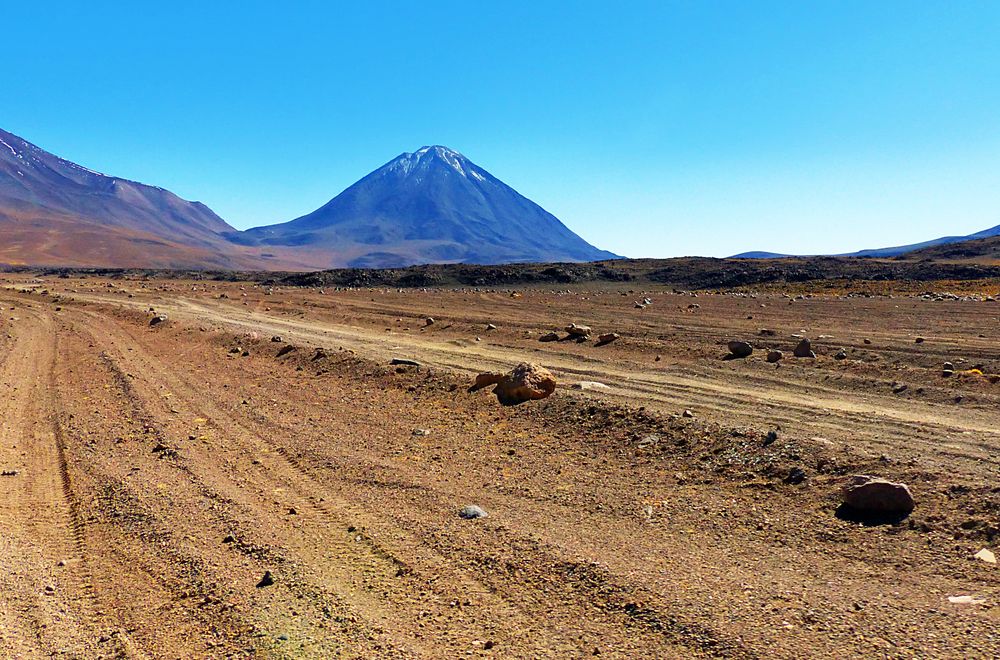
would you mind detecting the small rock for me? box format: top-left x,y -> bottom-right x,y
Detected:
276,345 -> 296,357
766,350 -> 783,363
759,328 -> 777,336
390,358 -> 421,367
863,338 -> 872,345
539,332 -> 560,342
834,349 -> 847,360
784,467 -> 807,484
149,315 -> 168,326
915,337 -> 925,344
727,340 -> 753,358
793,338 -> 816,358
565,323 -> 592,338
948,595 -> 986,605
572,381 -> 611,391
841,475 -> 915,515
596,333 -> 620,346
472,363 -> 557,405
271,335 -> 283,342
412,428 -> 431,436
425,317 -> 435,326
975,548 -> 997,564
682,409 -> 694,418
459,505 -> 488,520
256,571 -> 275,588
486,323 -> 497,331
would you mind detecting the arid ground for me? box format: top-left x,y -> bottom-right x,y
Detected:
1,273 -> 999,658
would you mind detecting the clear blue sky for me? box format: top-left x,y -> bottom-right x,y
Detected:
3,2 -> 999,257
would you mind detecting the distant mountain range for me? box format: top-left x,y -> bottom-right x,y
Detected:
0,127 -> 288,269
731,224 -> 1000,260
0,128 -> 615,270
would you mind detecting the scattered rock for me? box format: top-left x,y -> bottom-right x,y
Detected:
793,338 -> 816,358
256,571 -> 275,588
472,363 -> 557,405
596,333 -> 620,346
727,340 -> 753,358
565,323 -> 592,338
459,505 -> 488,520
841,475 -> 915,515
766,350 -> 783,363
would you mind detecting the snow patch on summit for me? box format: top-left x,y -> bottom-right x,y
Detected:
386,146 -> 478,179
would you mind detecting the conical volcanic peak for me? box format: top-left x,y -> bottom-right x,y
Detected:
241,146 -> 618,268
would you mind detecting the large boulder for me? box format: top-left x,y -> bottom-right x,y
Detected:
841,475 -> 915,515
472,363 -> 557,405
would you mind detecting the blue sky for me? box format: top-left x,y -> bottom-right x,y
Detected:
3,1 -> 999,258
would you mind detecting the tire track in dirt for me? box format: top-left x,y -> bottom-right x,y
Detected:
157,297 -> 1000,482
0,304 -> 101,657
71,307 -> 723,657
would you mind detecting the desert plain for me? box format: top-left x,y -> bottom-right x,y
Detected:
0,270 -> 998,658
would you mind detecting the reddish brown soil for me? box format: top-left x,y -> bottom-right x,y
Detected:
0,275 -> 998,658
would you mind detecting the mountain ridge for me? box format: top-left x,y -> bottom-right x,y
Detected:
0,127 -> 295,269
731,223 -> 1000,260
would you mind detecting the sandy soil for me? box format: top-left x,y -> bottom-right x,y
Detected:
0,274 -> 998,658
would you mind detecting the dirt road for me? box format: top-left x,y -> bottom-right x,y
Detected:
0,276 -> 998,658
